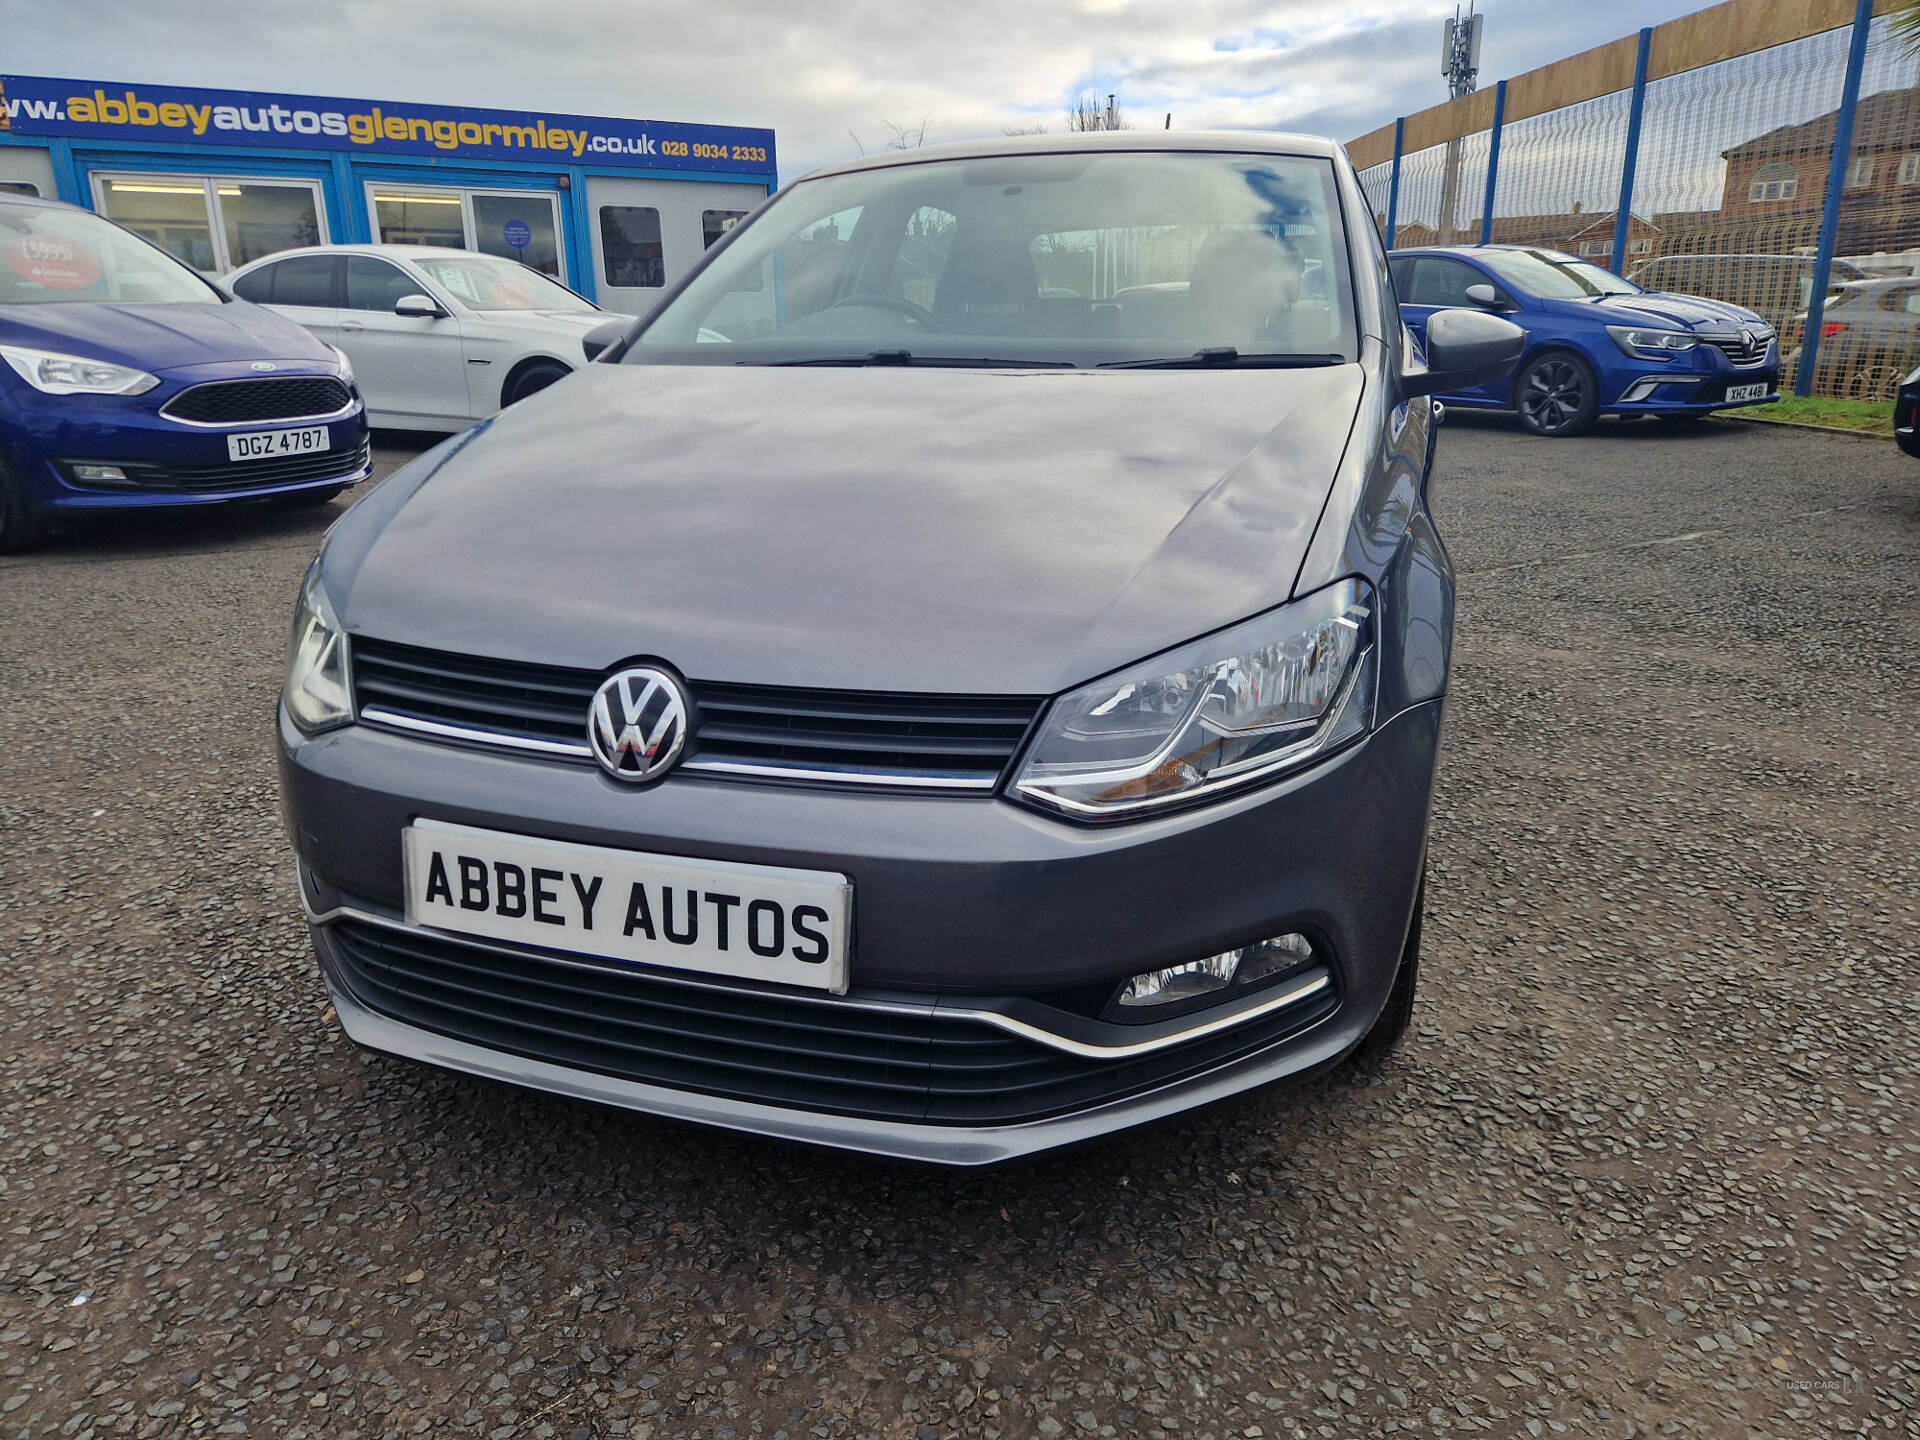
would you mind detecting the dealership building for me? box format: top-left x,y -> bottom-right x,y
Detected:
0,74 -> 777,315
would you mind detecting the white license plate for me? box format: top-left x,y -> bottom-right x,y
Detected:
227,426 -> 329,461
402,818 -> 853,994
1724,382 -> 1770,403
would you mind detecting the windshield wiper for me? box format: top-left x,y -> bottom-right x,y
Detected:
759,350 -> 1075,368
1096,348 -> 1346,369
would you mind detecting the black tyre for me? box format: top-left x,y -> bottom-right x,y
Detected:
1351,872 -> 1423,1070
503,361 -> 571,407
0,449 -> 48,554
271,485 -> 347,509
1513,351 -> 1600,437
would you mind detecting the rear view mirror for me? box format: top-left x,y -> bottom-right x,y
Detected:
583,318 -> 635,363
1464,283 -> 1503,309
394,293 -> 446,319
1403,309 -> 1526,398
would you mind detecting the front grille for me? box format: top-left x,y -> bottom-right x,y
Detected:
692,682 -> 1041,782
351,636 -> 1045,788
1700,334 -> 1770,368
162,377 -> 354,424
65,440 -> 371,493
322,919 -> 1339,1126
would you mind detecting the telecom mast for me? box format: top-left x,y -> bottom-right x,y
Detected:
1436,4 -> 1483,243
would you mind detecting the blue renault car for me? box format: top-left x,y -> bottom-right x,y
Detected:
1387,244 -> 1780,437
0,191 -> 368,550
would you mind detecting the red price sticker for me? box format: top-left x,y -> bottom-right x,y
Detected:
4,234 -> 103,290
492,275 -> 536,308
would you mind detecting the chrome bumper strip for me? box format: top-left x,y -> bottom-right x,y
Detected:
300,895 -> 1332,1062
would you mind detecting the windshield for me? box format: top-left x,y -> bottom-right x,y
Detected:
1476,248 -> 1640,299
410,254 -> 594,313
628,150 -> 1357,367
0,202 -> 222,305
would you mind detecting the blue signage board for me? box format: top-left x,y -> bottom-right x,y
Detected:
0,74 -> 776,179
503,219 -> 532,249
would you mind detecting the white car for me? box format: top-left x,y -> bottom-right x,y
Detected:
226,245 -> 609,431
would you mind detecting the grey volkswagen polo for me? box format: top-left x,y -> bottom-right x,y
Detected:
276,132 -> 1522,1165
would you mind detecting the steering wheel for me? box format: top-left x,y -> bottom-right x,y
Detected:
828,293 -> 947,331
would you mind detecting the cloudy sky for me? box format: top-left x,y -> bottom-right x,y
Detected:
4,0 -> 1728,181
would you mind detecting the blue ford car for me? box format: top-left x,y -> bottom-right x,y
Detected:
1387,244 -> 1780,437
0,191 -> 369,550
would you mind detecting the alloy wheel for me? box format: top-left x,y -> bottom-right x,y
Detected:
1845,364 -> 1903,403
1519,358 -> 1586,434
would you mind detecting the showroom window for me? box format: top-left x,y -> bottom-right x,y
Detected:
367,186 -> 565,279
702,209 -> 749,249
600,206 -> 665,288
93,173 -> 327,273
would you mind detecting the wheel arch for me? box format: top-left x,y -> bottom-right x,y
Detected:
497,353 -> 576,410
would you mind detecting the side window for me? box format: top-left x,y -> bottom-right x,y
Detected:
600,206 -> 664,289
1387,257 -> 1416,297
230,263 -> 276,304
269,255 -> 339,308
0,182 -> 40,197
1406,257 -> 1485,307
701,210 -> 748,249
886,207 -> 956,310
346,256 -> 424,312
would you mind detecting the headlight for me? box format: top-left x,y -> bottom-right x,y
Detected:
0,344 -> 160,396
285,562 -> 354,735
1011,578 -> 1377,820
1606,325 -> 1697,360
329,345 -> 355,386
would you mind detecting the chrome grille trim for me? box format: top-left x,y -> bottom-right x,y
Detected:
161,376 -> 359,427
348,636 -> 1044,792
1700,333 -> 1771,369
359,708 -> 595,760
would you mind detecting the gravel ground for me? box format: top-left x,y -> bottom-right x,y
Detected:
2,416 -> 1916,1440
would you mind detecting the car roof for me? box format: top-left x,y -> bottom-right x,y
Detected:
229,243 -> 481,270
0,189 -> 75,212
1385,243 -> 1578,262
803,128 -> 1343,182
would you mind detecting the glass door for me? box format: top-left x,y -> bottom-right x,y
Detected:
367,188 -> 466,249
93,173 -> 327,274
366,184 -> 565,281
470,192 -> 561,277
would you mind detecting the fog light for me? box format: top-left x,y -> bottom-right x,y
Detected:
1118,953 -> 1238,1008
1117,932 -> 1316,1009
71,463 -> 129,483
1234,932 -> 1317,986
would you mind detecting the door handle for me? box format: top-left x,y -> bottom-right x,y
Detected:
340,320 -> 366,332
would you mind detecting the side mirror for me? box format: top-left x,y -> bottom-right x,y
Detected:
1463,283 -> 1504,310
1402,308 -> 1526,398
393,293 -> 446,319
582,317 -> 635,363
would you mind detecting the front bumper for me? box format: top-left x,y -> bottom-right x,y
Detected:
1601,341 -> 1782,416
280,698 -> 1442,1162
0,371 -> 370,514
